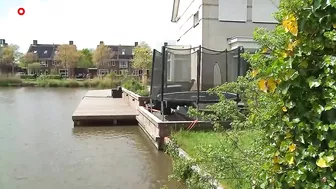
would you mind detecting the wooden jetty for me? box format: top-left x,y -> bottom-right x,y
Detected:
72,89 -> 138,126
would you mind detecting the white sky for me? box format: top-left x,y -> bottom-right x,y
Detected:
0,0 -> 177,53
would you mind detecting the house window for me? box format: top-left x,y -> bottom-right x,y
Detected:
193,11 -> 199,27
98,69 -> 109,76
132,70 -> 139,76
114,70 -> 117,74
40,61 -> 47,67
119,61 -> 128,68
52,61 -> 57,66
108,61 -> 115,66
122,49 -> 126,55
44,50 -> 48,54
59,69 -> 68,77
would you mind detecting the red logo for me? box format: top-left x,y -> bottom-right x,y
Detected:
18,8 -> 25,16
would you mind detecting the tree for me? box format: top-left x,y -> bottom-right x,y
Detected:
0,44 -> 19,74
132,42 -> 152,71
27,62 -> 40,74
131,42 -> 152,85
21,52 -> 38,68
92,43 -> 113,67
54,44 -> 80,77
77,48 -> 94,68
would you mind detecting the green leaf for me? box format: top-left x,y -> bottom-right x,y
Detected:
307,76 -> 321,88
328,140 -> 335,148
313,103 -> 324,114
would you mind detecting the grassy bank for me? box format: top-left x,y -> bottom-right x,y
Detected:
0,75 -> 150,95
170,130 -> 262,189
0,76 -> 119,89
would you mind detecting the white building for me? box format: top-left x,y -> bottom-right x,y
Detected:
166,0 -> 279,90
171,0 -> 279,50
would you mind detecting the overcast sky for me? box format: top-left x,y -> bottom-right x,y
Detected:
0,0 -> 177,53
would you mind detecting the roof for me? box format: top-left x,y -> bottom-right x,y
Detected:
27,44 -> 59,60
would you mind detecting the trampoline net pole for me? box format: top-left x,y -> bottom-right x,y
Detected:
161,45 -> 166,121
197,45 -> 201,111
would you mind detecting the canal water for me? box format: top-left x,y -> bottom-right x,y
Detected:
0,88 -> 182,189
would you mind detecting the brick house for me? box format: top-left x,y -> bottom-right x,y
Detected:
96,41 -> 140,76
26,40 -> 76,76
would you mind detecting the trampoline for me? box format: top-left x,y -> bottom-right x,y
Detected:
149,45 -> 246,118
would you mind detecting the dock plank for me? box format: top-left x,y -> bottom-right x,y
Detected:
84,89 -> 112,98
72,90 -> 137,125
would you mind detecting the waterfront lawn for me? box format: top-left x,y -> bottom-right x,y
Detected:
172,129 -> 262,189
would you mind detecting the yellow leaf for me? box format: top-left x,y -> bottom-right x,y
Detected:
261,48 -> 268,53
282,106 -> 288,112
333,23 -> 336,28
273,156 -> 279,164
288,143 -> 296,152
282,14 -> 298,36
275,79 -> 281,84
316,158 -> 329,168
258,79 -> 268,92
282,52 -> 288,58
266,78 -> 277,93
251,69 -> 259,78
288,156 -> 295,165
285,131 -> 292,139
287,40 -> 299,51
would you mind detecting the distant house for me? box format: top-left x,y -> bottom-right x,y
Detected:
95,41 -> 139,77
26,40 -> 75,76
170,0 -> 279,89
0,39 -> 19,74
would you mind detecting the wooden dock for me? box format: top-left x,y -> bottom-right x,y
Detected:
72,89 -> 138,126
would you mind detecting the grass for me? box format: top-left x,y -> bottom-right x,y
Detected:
0,75 -> 23,86
172,129 -> 262,189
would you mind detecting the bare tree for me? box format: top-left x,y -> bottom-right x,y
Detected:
54,44 -> 80,78
92,43 -> 114,68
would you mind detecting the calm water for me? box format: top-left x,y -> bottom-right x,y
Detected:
0,88 -> 180,189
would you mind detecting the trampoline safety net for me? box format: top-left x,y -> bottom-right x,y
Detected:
150,45 -> 249,102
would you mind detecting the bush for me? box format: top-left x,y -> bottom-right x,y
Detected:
244,1 -> 336,188
0,76 -> 23,86
39,75 -> 61,80
20,75 -> 36,79
121,77 -> 148,96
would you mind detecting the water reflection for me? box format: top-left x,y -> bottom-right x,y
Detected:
0,88 -> 183,189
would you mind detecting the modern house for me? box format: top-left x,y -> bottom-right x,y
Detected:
95,41 -> 139,76
169,0 -> 279,89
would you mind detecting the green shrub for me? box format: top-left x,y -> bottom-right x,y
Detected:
244,1 -> 336,188
0,76 -> 23,86
66,80 -> 80,88
47,80 -> 61,87
121,78 -> 146,95
20,75 -> 36,79
39,75 -> 61,80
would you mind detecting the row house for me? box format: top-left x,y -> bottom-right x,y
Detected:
96,41 -> 139,77
26,40 -> 66,74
